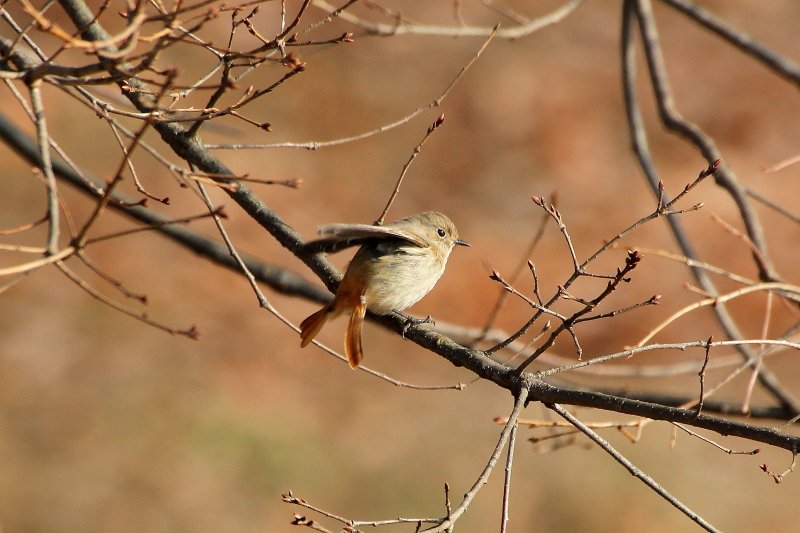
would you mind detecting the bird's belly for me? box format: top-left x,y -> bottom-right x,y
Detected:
363,256 -> 444,315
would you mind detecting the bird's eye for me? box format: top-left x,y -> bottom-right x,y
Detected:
437,228 -> 446,238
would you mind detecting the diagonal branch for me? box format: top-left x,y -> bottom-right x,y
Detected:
659,0 -> 800,87
550,403 -> 721,533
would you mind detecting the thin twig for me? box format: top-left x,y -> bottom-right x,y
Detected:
0,246 -> 76,276
77,251 -> 148,303
741,291 -> 774,414
709,213 -> 769,277
489,270 -> 567,322
760,453 -> 797,484
672,423 -> 760,455
282,490 -> 441,529
763,153 -> 800,173
630,246 -> 756,286
500,416 -> 518,533
55,261 -> 198,338
0,212 -> 48,235
635,282 -> 800,348
696,336 -> 712,414
29,81 -> 60,254
375,113 -> 445,225
746,187 -> 800,225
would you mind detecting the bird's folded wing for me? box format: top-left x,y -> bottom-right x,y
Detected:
303,223 -> 428,254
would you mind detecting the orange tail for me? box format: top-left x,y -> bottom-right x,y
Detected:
300,305 -> 332,347
345,301 -> 367,369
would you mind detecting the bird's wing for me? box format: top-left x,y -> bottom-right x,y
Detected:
303,223 -> 427,254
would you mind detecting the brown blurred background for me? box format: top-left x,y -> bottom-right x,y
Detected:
2,1 -> 800,531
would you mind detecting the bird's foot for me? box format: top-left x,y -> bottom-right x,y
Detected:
395,311 -> 435,337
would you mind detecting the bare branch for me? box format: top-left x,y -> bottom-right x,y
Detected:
313,0 -> 585,38
659,0 -> 800,87
551,403 -> 721,533
29,81 -> 60,254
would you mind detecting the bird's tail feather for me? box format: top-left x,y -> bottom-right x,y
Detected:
300,305 -> 332,347
345,301 -> 367,369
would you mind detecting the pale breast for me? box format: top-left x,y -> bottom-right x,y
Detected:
362,246 -> 448,315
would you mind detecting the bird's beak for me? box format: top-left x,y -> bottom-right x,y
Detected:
455,239 -> 470,247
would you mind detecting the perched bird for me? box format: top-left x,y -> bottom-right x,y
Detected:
299,211 -> 469,368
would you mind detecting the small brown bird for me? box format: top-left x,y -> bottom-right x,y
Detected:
299,211 -> 469,368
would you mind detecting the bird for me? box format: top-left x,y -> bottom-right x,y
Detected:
299,211 -> 469,368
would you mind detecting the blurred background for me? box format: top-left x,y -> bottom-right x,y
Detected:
2,0 -> 800,531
